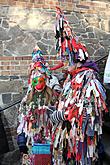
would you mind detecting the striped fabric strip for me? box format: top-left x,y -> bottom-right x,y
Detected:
50,110 -> 65,123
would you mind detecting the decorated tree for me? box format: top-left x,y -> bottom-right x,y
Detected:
47,7 -> 108,165
17,46 -> 62,164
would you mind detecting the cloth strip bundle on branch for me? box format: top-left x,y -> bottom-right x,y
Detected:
55,6 -> 88,67
17,45 -> 63,164
49,7 -> 108,165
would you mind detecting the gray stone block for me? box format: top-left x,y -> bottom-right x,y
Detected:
9,76 -> 19,80
12,93 -> 22,102
86,46 -> 94,57
5,32 -> 36,55
50,47 -> 56,55
8,141 -> 15,151
0,114 -> 9,154
0,27 -> 11,41
43,32 -> 48,39
81,20 -> 89,28
94,47 -> 106,57
94,28 -> 110,40
0,18 -> 2,24
75,13 -> 84,19
0,6 -> 9,16
81,34 -> 88,38
37,41 -> 48,54
31,31 -> 42,40
0,76 -> 10,80
41,38 -> 54,46
2,93 -> 11,104
8,25 -> 24,39
100,40 -> 110,47
0,80 -> 23,93
83,38 -> 99,44
2,106 -> 18,128
3,49 -> 12,56
88,32 -> 95,38
86,27 -> 94,32
47,31 -> 55,40
0,40 -> 3,55
0,94 -> 3,106
0,149 -> 21,165
66,14 -> 79,24
73,27 -> 86,33
2,20 -> 9,29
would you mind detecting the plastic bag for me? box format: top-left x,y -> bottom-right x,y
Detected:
103,51 -> 110,88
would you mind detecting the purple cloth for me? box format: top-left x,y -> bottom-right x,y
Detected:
82,60 -> 99,72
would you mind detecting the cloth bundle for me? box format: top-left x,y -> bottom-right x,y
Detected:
51,66 -> 107,165
55,7 -> 88,66
17,47 -> 57,157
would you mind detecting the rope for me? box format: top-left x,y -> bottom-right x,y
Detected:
95,55 -> 108,63
0,100 -> 21,112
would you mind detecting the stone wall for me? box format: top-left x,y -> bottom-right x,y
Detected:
0,0 -> 110,164
0,0 -> 110,77
0,77 -> 26,164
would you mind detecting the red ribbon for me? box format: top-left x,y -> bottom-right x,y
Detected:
67,106 -> 79,121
